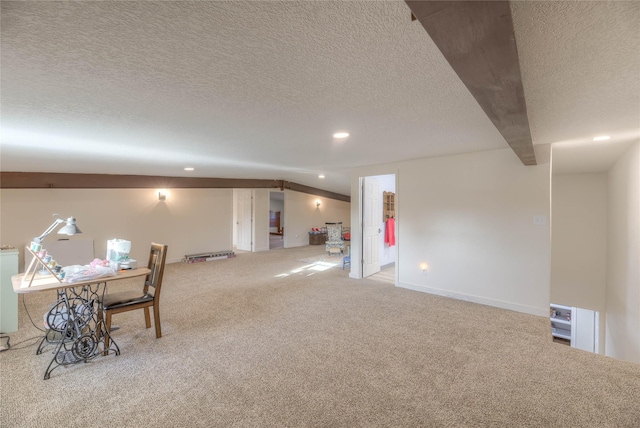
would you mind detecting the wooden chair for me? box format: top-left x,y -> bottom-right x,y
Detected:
102,243 -> 168,350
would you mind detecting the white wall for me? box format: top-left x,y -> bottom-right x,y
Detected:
0,188 -> 233,266
1,187 -> 352,265
351,148 -> 551,316
605,141 -> 640,363
284,190 -> 351,248
550,173 -> 608,311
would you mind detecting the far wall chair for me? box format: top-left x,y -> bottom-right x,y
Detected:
325,222 -> 345,256
102,243 -> 168,351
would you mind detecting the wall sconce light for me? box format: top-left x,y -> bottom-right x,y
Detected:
158,190 -> 167,201
316,199 -> 321,208
420,262 -> 429,274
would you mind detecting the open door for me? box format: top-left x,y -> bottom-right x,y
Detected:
362,176 -> 382,277
235,189 -> 252,252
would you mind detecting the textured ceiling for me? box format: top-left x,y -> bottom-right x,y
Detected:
511,0 -> 640,175
1,1 -> 639,195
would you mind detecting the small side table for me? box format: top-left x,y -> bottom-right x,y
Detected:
308,233 -> 327,245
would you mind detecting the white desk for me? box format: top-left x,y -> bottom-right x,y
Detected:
12,268 -> 150,379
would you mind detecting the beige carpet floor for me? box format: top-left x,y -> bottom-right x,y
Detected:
2,245 -> 639,427
297,251 -> 345,268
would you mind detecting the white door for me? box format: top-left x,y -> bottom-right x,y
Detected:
236,189 -> 253,252
363,177 -> 382,277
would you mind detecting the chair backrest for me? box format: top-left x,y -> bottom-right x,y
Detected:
325,222 -> 343,242
143,243 -> 168,301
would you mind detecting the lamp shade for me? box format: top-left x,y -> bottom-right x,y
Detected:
57,217 -> 82,235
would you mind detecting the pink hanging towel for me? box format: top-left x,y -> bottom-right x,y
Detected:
385,217 -> 396,247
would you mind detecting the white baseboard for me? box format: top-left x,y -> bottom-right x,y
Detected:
397,281 -> 548,317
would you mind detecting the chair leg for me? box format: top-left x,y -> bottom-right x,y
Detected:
144,307 -> 151,329
153,305 -> 162,338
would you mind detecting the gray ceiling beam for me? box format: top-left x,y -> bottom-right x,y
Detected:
406,0 -> 537,166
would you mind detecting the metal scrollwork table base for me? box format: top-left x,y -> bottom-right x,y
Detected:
12,266 -> 150,380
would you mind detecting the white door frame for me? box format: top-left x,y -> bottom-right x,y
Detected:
357,173 -> 397,282
358,171 -> 400,285
269,190 -> 285,250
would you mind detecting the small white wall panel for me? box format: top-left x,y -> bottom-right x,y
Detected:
574,307 -> 598,353
0,249 -> 19,333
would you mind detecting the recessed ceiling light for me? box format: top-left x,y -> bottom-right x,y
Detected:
593,136 -> 611,141
184,167 -> 195,171
333,132 -> 349,139
318,174 -> 325,179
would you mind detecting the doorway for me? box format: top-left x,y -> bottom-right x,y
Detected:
269,191 -> 285,250
361,174 -> 397,281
